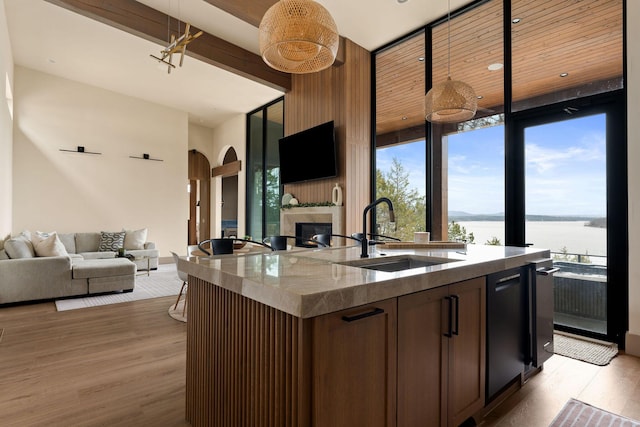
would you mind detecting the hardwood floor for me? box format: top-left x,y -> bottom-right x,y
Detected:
1,296 -> 640,426
0,297 -> 189,427
478,351 -> 640,426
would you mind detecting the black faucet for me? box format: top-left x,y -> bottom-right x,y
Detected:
361,197 -> 396,258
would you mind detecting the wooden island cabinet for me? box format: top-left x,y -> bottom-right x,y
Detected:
180,245 -> 548,427
312,298 -> 397,427
398,277 -> 486,427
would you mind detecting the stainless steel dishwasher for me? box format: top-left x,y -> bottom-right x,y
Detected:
486,260 -> 558,403
486,266 -> 527,403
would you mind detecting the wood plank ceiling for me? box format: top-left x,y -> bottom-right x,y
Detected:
45,0 -> 622,140
375,0 -> 623,140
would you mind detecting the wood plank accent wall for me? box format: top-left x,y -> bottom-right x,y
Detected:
284,39 -> 371,235
343,40 -> 372,235
185,276 -> 311,427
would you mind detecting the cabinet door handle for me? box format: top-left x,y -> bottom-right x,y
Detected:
444,296 -> 453,337
537,267 -> 560,275
452,295 -> 460,336
342,307 -> 385,322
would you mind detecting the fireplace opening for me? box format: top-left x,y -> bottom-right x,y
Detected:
295,222 -> 332,247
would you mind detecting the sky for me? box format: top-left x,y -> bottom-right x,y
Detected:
376,113 -> 607,217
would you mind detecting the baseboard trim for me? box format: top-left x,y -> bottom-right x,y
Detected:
159,256 -> 174,265
625,332 -> 640,356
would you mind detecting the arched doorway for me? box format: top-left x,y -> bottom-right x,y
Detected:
218,148 -> 239,237
188,149 -> 210,245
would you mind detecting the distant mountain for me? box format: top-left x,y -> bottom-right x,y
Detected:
448,211 -> 600,222
448,211 -> 503,221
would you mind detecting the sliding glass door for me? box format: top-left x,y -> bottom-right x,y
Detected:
511,97 -> 626,343
525,114 -> 608,335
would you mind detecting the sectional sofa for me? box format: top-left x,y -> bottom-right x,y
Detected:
0,229 -> 159,305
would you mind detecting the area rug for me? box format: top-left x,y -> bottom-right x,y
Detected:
55,264 -> 182,311
549,398 -> 640,427
551,333 -> 618,366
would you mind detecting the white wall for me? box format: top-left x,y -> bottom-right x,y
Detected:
626,1 -> 640,355
212,114 -> 246,238
188,122 -> 215,163
12,67 -> 188,257
0,0 -> 13,240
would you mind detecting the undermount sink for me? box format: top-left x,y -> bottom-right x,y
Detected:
338,255 -> 461,272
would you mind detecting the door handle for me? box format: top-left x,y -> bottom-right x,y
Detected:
444,296 -> 455,337
537,267 -> 560,275
452,295 -> 460,336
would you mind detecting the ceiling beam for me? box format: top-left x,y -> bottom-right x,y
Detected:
44,0 -> 291,91
202,0 -> 272,27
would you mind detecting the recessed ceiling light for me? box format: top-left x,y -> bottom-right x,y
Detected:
560,72 -> 569,77
48,58 -> 56,64
402,116 -> 408,120
418,57 -> 425,62
512,18 -> 521,24
488,63 -> 503,71
397,0 -> 409,3
477,95 -> 484,100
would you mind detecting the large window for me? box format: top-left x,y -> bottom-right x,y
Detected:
374,31 -> 426,241
246,98 -> 284,240
432,0 -> 505,243
372,0 -> 625,344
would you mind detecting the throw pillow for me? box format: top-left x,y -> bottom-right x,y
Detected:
0,234 -> 8,251
123,228 -> 148,250
0,249 -> 8,260
32,231 -> 69,257
18,231 -> 35,256
4,238 -> 34,259
98,231 -> 125,252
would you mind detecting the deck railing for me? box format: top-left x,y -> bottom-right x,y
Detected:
549,253 -> 607,333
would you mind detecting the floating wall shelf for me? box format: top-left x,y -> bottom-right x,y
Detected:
59,146 -> 101,155
129,153 -> 163,162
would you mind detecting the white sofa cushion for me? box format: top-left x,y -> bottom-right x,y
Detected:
76,233 -> 101,253
80,251 -> 116,259
58,233 -> 76,254
32,232 -> 69,257
123,228 -> 148,250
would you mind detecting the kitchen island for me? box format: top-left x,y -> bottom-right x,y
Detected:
178,244 -> 550,427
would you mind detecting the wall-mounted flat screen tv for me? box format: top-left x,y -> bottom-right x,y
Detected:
278,121 -> 337,185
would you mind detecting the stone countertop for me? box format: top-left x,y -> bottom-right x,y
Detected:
177,244 -> 550,319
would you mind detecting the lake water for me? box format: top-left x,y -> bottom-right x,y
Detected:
457,221 -> 607,260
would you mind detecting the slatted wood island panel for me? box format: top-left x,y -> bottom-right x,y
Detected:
185,275 -> 310,427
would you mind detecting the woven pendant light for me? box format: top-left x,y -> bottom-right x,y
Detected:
425,77 -> 477,122
259,0 -> 339,74
425,0 -> 477,123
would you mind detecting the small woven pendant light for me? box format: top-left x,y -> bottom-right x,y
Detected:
259,0 -> 339,74
425,0 -> 477,123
